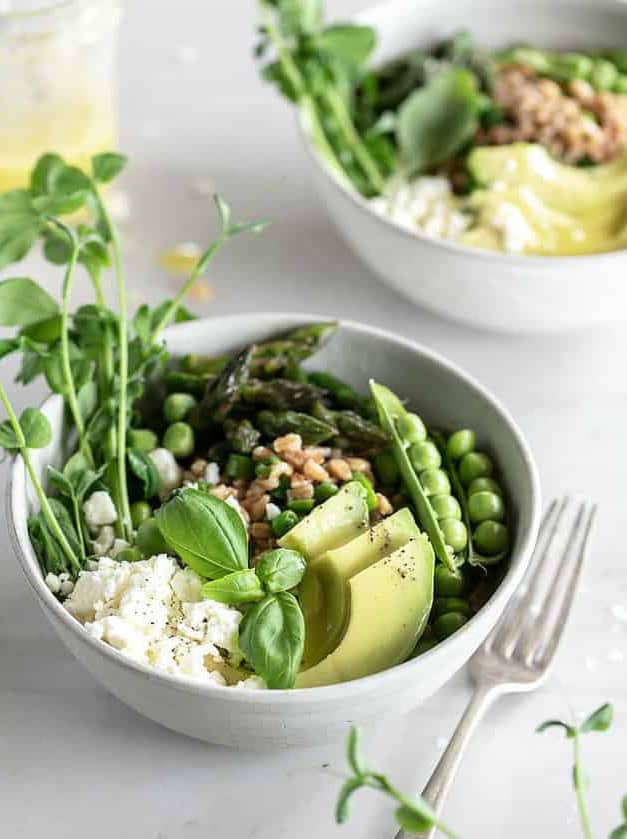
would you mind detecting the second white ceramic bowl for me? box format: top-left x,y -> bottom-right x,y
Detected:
8,314 -> 540,748
299,0 -> 627,332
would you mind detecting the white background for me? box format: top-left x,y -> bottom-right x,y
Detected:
2,1 -> 627,837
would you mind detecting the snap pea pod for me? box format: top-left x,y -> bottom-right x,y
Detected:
433,429 -> 509,567
370,381 -> 456,571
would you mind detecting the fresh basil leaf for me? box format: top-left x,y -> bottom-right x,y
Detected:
394,805 -> 433,833
0,277 -> 58,327
346,727 -> 367,777
30,153 -> 67,196
155,487 -> 248,579
255,548 -> 306,593
335,777 -> 363,824
202,569 -> 264,604
396,68 -> 479,175
127,448 -> 160,499
239,591 -> 305,689
318,25 -> 376,66
579,703 -> 613,734
92,152 -> 127,183
536,719 -> 576,738
19,407 -> 52,449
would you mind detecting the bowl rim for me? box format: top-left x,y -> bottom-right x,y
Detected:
8,312 -> 541,705
297,0 -> 627,266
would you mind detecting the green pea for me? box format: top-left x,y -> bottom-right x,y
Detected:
474,521 -> 509,556
271,509 -> 299,538
430,494 -> 461,521
412,636 -> 439,657
591,58 -> 618,90
419,468 -> 451,497
314,481 -> 339,503
288,498 -> 315,515
224,453 -> 254,481
409,440 -> 441,472
468,490 -> 505,524
467,477 -> 502,497
440,518 -> 468,552
128,428 -> 158,453
614,74 -> 627,93
374,450 -> 400,485
557,53 -> 593,79
136,518 -> 169,557
458,451 -> 493,486
116,547 -> 142,563
435,565 -> 467,597
163,422 -> 195,458
164,392 -> 197,423
130,500 -> 152,529
446,429 -> 476,461
433,597 -> 472,619
352,471 -> 378,512
255,462 -> 272,479
396,412 -> 427,444
270,474 -> 291,502
433,611 -> 469,640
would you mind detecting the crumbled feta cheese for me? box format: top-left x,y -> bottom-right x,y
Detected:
60,579 -> 74,596
83,491 -> 118,530
233,675 -> 267,690
92,525 -> 115,556
265,502 -> 281,521
369,177 -> 469,243
64,556 -> 262,688
488,202 -> 536,253
45,573 -> 61,594
204,462 -> 220,485
149,448 -> 183,500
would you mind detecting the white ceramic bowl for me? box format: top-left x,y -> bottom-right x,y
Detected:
8,314 -> 541,748
298,0 -> 627,332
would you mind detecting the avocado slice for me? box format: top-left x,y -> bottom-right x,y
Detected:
278,481 -> 369,559
296,534 -> 435,688
465,143 -> 627,255
300,508 -> 420,667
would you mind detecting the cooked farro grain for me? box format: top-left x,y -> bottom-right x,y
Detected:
376,492 -> 394,516
327,458 -> 353,482
303,458 -> 330,483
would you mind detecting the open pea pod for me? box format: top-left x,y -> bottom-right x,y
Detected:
370,381 -> 457,572
431,430 -> 508,567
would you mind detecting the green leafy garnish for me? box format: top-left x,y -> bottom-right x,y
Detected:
239,591 -> 305,689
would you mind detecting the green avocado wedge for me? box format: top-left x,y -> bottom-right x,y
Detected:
278,480 -> 369,559
300,508 -> 420,668
296,534 -> 435,688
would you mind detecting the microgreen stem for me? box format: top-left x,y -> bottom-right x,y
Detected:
368,775 -> 458,839
92,191 -> 133,540
150,235 -> 226,341
573,733 -> 594,839
321,86 -> 386,193
0,383 -> 79,572
56,232 -> 96,468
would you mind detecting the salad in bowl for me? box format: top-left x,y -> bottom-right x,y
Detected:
3,152 -> 539,745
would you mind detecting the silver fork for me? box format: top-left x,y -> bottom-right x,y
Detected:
396,496 -> 597,839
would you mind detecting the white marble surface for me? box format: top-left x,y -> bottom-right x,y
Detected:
2,1 -> 627,836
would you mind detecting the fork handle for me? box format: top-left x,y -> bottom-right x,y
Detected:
396,683 -> 504,839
